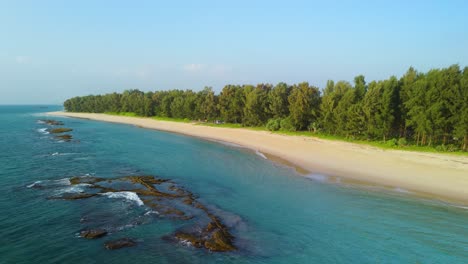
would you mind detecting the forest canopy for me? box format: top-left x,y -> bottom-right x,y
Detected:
64,65 -> 468,151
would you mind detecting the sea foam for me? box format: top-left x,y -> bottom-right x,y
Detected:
305,174 -> 329,182
56,183 -> 92,194
255,150 -> 267,159
37,128 -> 49,134
27,181 -> 42,188
100,191 -> 144,206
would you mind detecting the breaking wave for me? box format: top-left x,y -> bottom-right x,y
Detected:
255,150 -> 267,159
100,191 -> 144,206
37,128 -> 49,134
305,174 -> 329,182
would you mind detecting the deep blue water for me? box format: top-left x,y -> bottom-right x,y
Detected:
0,105 -> 467,264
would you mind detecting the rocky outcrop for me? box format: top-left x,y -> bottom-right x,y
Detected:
80,229 -> 108,239
104,238 -> 136,250
35,174 -> 237,252
49,193 -> 96,200
55,134 -> 73,141
49,128 -> 73,134
39,119 -> 64,126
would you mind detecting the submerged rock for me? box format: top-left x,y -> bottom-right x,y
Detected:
55,134 -> 73,141
173,220 -> 236,252
175,232 -> 203,248
49,128 -> 73,134
80,229 -> 108,239
70,176 -> 105,185
37,174 -> 237,252
204,229 -> 236,252
104,238 -> 136,250
39,119 -> 64,126
49,193 -> 96,200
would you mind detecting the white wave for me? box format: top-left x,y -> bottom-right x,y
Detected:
36,120 -> 45,124
144,210 -> 159,216
100,191 -> 144,206
51,152 -> 78,156
27,181 -> 42,188
394,187 -> 410,194
305,174 -> 329,182
37,128 -> 49,134
54,178 -> 71,186
179,239 -> 193,247
56,183 -> 92,194
74,157 -> 90,160
27,178 -> 70,188
116,223 -> 136,231
255,150 -> 267,159
452,205 -> 468,210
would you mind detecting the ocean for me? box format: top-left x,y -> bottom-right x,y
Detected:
0,105 -> 467,264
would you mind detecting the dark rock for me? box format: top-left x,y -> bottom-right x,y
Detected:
204,229 -> 236,252
49,193 -> 96,200
80,229 -> 107,239
41,173 -> 237,252
39,119 -> 64,126
104,238 -> 136,250
182,197 -> 194,205
49,128 -> 73,134
55,134 -> 72,141
70,176 -> 105,185
174,232 -> 203,248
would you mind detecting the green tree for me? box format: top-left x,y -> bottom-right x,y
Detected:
268,82 -> 291,118
198,87 -> 218,120
243,84 -> 271,126
288,82 -> 320,130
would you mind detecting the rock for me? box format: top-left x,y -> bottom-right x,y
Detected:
49,193 -> 96,200
104,238 -> 136,250
39,119 -> 64,126
175,232 -> 203,248
55,134 -> 72,141
204,229 -> 236,252
80,229 -> 107,239
70,176 -> 105,185
182,196 -> 194,205
49,128 -> 73,134
40,173 -> 237,252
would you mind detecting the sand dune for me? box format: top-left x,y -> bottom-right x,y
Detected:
48,111 -> 468,204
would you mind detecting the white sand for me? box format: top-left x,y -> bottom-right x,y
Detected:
48,112 -> 468,204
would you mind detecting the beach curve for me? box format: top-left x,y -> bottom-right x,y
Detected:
47,111 -> 468,204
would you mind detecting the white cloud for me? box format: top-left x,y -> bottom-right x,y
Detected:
15,56 -> 31,64
183,63 -> 205,72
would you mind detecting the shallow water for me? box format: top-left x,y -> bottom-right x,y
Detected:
0,106 -> 467,264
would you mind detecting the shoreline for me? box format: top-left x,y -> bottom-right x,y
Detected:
46,111 -> 468,205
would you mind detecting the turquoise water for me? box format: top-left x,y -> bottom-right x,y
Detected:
1,105 -> 467,264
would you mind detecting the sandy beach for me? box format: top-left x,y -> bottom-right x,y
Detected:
48,111 -> 468,204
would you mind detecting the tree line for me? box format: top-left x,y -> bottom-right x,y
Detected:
64,64 -> 468,151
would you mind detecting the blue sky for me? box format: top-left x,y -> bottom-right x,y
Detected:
1,0 -> 467,104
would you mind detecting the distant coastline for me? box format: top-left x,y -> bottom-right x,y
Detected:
48,111 -> 468,205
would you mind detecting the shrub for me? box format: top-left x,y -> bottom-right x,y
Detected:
446,144 -> 460,152
436,144 -> 460,152
280,117 -> 296,132
435,145 -> 447,151
385,138 -> 397,147
266,118 -> 281,131
397,138 -> 407,146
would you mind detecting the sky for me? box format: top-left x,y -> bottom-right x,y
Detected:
0,0 -> 467,104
